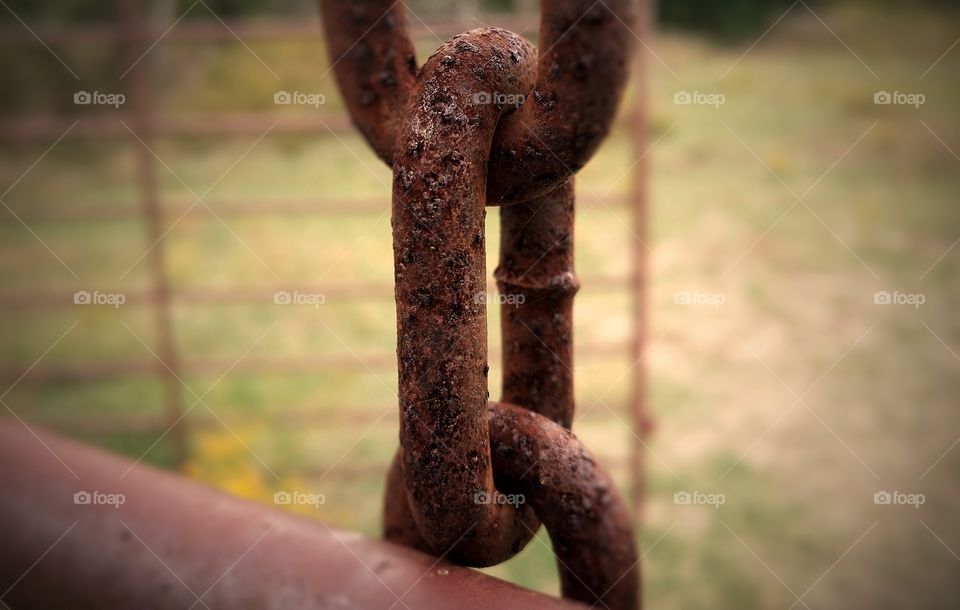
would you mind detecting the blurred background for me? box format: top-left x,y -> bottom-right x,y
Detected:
0,0 -> 958,608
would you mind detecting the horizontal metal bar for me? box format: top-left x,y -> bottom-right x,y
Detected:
0,113 -> 634,143
23,405 -> 391,435
0,192 -> 627,224
0,114 -> 353,142
0,16 -> 536,46
20,405 -> 636,440
0,282 -> 395,307
0,341 -> 629,385
0,275 -> 628,308
0,197 -> 389,222
0,420 -> 586,609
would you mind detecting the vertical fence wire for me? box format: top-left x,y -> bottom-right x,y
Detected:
1,5 -> 648,492
630,0 -> 653,524
118,0 -> 189,469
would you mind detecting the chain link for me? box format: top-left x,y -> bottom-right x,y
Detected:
320,2 -> 639,608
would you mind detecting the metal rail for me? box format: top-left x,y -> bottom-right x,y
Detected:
0,342 -> 630,382
0,15 -> 536,46
0,421 -> 588,610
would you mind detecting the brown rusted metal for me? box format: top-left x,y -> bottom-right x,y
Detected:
486,0 -> 635,204
383,175 -> 639,608
487,402 -> 639,610
497,180 -> 578,428
385,401 -> 639,610
0,421 -> 591,610
320,0 -> 635,205
321,2 -> 639,607
2,2 -> 644,604
318,0 -> 418,163
388,28 -> 541,567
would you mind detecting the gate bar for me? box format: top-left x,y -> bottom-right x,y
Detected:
0,421 -> 587,609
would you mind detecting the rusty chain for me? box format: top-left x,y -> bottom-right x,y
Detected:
319,2 -> 639,608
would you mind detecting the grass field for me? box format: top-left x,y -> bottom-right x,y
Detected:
1,4 -> 959,608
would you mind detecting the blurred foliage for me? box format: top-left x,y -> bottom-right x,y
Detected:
658,0 -> 800,40
0,0 -> 514,22
2,0 -> 957,37
0,0 -> 310,22
659,0 -> 958,40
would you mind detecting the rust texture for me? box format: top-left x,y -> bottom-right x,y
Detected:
496,181 -> 578,428
319,0 -> 635,204
390,28 -> 541,566
486,0 -> 635,204
384,400 -> 639,610
487,402 -> 640,610
321,2 -> 639,608
318,0 -> 417,163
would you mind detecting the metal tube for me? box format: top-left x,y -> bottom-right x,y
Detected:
0,421 -> 588,610
496,180 -> 578,428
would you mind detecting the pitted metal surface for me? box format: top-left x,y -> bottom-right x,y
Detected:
320,2 -> 640,608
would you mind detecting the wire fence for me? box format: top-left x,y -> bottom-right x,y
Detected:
0,3 -> 648,497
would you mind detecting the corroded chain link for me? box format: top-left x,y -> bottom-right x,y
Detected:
320,2 -> 639,608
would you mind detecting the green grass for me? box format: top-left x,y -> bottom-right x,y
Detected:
2,5 -> 960,608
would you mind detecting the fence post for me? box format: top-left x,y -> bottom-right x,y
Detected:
117,0 -> 188,469
630,0 -> 655,523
